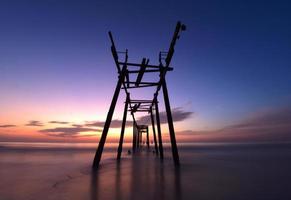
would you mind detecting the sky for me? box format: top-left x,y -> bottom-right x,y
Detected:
0,0 -> 290,143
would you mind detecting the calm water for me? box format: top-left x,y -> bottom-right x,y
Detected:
0,142 -> 291,200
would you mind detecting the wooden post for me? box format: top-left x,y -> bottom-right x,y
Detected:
146,126 -> 149,149
92,67 -> 126,169
139,130 -> 142,147
137,127 -> 140,149
117,94 -> 129,160
150,109 -> 159,155
162,78 -> 180,166
132,122 -> 137,153
155,101 -> 164,159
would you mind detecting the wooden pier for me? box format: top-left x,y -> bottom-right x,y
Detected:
93,21 -> 186,169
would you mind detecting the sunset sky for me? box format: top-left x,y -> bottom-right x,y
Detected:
0,0 -> 290,143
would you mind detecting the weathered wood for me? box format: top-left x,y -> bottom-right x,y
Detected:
92,66 -> 126,169
93,22 -> 185,168
132,121 -> 137,152
139,130 -> 143,146
130,100 -> 153,103
155,101 -> 164,159
108,31 -> 121,73
118,61 -> 160,68
165,21 -> 186,67
137,126 -> 140,149
128,109 -> 150,112
135,58 -> 149,86
162,79 -> 180,166
117,94 -> 129,160
132,103 -> 141,113
150,109 -> 159,155
122,84 -> 158,89
146,127 -> 149,149
127,68 -> 173,73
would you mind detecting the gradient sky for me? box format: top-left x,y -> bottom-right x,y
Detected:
0,0 -> 290,143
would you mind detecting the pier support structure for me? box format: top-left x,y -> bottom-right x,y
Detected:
92,21 -> 186,169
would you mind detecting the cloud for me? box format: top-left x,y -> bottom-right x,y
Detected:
138,107 -> 193,125
84,107 -> 192,128
72,124 -> 83,128
49,121 -> 70,125
39,127 -> 101,137
0,124 -> 16,128
85,119 -> 132,128
175,106 -> 291,142
25,120 -> 43,127
219,106 -> 291,133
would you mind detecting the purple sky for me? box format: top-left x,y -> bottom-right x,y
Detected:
0,0 -> 290,142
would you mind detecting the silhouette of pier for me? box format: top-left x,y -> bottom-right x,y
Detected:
93,21 -> 186,169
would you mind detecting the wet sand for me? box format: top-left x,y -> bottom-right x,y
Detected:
0,143 -> 291,200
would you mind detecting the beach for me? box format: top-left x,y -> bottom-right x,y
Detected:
0,142 -> 291,200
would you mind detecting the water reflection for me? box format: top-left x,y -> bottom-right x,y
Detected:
115,161 -> 122,200
174,167 -> 182,200
90,170 -> 98,200
90,151 -> 182,200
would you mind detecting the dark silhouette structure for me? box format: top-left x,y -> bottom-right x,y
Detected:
93,21 -> 186,169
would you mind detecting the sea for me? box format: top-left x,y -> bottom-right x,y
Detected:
0,142 -> 291,200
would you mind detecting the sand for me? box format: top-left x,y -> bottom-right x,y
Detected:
0,142 -> 291,200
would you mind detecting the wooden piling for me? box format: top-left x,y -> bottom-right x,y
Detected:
117,94 -> 129,160
155,101 -> 164,159
146,127 -> 149,149
92,67 -> 126,169
162,79 -> 180,166
150,109 -> 159,155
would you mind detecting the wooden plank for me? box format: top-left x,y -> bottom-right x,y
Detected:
127,68 -> 173,73
118,61 -> 159,68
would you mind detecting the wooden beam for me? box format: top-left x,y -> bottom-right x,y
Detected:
125,81 -> 158,85
165,21 -> 186,67
128,109 -> 150,112
127,68 -> 173,73
118,61 -> 160,68
135,58 -> 149,86
122,83 -> 158,89
108,31 -> 121,73
129,99 -> 153,103
131,103 -> 141,113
